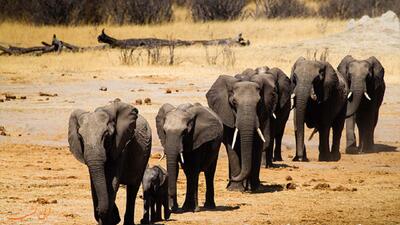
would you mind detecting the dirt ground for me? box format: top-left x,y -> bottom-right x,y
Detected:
1,13 -> 400,225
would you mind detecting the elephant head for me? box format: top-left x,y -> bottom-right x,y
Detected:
206,72 -> 277,182
291,57 -> 339,159
68,101 -> 138,217
337,55 -> 384,117
143,166 -> 167,193
156,103 -> 223,209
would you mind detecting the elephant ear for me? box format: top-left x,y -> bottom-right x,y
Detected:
337,55 -> 354,82
206,75 -> 237,128
68,109 -> 88,164
366,56 -> 385,90
156,103 -> 176,147
155,165 -> 168,186
322,62 -> 339,102
188,105 -> 223,150
268,67 -> 291,109
97,101 -> 138,159
251,74 -> 278,114
234,68 -> 257,81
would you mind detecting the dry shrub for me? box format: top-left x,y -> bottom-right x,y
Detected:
190,0 -> 246,21
204,45 -> 236,68
319,0 -> 400,19
0,0 -> 173,25
119,45 -> 177,66
257,0 -> 312,18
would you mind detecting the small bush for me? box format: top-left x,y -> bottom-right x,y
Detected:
191,0 -> 246,21
258,0 -> 312,18
319,0 -> 400,19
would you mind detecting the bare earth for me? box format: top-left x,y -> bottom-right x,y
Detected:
1,14 -> 400,225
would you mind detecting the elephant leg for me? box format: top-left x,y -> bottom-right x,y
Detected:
273,131 -> 284,161
318,127 -> 331,161
345,116 -> 358,154
225,143 -> 245,192
204,157 -> 217,209
182,172 -> 200,212
163,192 -> 170,220
293,130 -> 309,162
150,199 -> 156,222
154,199 -> 162,222
249,141 -> 262,191
124,184 -> 139,225
265,139 -> 274,168
140,194 -> 150,224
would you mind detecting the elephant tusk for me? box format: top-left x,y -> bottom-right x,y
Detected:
272,113 -> 277,119
159,153 -> 166,161
291,94 -> 295,109
257,128 -> 266,143
311,94 -> 317,101
180,152 -> 184,164
231,128 -> 239,149
347,91 -> 353,99
364,92 -> 371,100
308,128 -> 318,141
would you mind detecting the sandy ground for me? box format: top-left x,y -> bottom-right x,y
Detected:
1,14 -> 400,225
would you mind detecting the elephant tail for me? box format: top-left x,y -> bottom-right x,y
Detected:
308,128 -> 318,141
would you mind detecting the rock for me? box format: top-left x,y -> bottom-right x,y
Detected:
135,99 -> 143,105
175,89 -> 179,92
0,126 -> 7,136
285,175 -> 293,181
5,93 -> 16,100
29,197 -> 57,205
286,182 -> 297,190
166,89 -> 172,94
99,87 -> 107,91
313,183 -> 330,190
144,98 -> 151,105
93,75 -> 97,79
39,92 -> 58,97
20,96 -> 27,99
138,89 -> 145,92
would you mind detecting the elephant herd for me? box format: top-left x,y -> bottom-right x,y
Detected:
67,55 -> 385,224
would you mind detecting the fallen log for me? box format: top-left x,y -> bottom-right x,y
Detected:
0,34 -> 108,56
97,29 -> 250,48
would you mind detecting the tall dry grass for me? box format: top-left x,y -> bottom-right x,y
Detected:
0,18 -> 399,84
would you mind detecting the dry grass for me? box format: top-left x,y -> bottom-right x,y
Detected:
0,18 -> 399,84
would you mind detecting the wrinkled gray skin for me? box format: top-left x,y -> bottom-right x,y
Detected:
337,55 -> 385,153
254,67 -> 292,167
206,70 -> 277,191
140,165 -> 169,224
156,103 -> 223,212
68,101 -> 151,225
291,58 -> 347,161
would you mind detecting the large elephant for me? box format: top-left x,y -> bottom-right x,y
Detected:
337,55 -> 385,153
156,103 -> 223,212
255,67 -> 292,166
68,100 -> 151,225
291,58 -> 347,162
206,69 -> 277,191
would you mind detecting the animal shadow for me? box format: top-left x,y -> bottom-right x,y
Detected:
199,205 -> 240,212
251,183 -> 284,194
347,143 -> 398,154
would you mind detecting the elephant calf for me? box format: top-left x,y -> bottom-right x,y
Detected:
141,165 -> 170,224
156,103 -> 223,212
68,100 -> 151,225
337,55 -> 385,153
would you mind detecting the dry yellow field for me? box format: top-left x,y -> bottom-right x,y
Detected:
0,16 -> 399,225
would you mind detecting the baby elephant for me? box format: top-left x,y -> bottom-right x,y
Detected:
141,165 -> 170,224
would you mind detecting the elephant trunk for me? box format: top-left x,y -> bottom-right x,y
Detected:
294,88 -> 309,159
88,162 -> 109,218
166,153 -> 178,209
231,105 -> 255,182
346,80 -> 365,117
